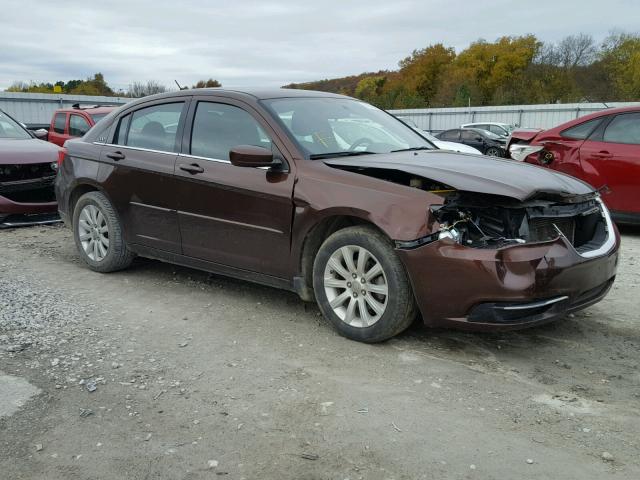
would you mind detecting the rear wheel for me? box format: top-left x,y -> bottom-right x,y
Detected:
73,191 -> 134,272
313,226 -> 417,343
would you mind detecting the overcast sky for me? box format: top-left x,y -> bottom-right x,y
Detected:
1,0 -> 638,92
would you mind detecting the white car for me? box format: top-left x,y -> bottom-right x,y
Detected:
396,117 -> 482,155
461,122 -> 514,137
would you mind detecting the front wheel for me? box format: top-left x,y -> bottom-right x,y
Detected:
485,147 -> 502,157
313,226 -> 417,343
73,191 -> 134,272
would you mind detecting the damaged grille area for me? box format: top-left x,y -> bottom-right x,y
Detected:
431,193 -> 608,253
0,163 -> 57,203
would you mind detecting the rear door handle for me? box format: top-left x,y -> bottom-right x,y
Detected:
179,163 -> 204,174
106,151 -> 125,161
592,151 -> 612,159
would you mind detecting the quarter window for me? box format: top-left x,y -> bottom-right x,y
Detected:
191,102 -> 272,160
561,118 -> 603,140
603,113 -> 640,145
69,115 -> 90,137
118,102 -> 184,152
53,113 -> 66,134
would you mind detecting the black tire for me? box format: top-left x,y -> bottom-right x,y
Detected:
72,191 -> 134,273
485,147 -> 502,157
312,225 -> 418,343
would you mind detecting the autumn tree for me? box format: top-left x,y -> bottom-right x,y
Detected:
601,32 -> 640,99
192,78 -> 222,88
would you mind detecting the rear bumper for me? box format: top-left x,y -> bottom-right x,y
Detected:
397,230 -> 620,331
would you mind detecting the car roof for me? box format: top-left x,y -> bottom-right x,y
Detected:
126,87 -> 349,104
55,106 -> 118,115
462,122 -> 510,126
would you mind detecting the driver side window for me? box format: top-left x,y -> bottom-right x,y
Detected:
190,102 -> 272,161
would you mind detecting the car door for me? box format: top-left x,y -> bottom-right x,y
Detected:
69,114 -> 91,139
99,99 -> 188,253
48,112 -> 69,146
579,112 -> 640,215
460,130 -> 485,151
174,98 -> 295,278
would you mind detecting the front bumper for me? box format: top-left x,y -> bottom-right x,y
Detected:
0,195 -> 59,227
397,229 -> 620,331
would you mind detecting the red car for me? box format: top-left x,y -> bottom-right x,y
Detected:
48,105 -> 116,147
1,109 -> 61,227
508,106 -> 640,225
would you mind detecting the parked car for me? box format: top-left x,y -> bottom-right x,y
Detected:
47,104 -> 117,147
436,128 -> 507,156
461,122 -> 515,137
508,106 -> 640,225
1,109 -> 61,227
56,89 -> 619,343
396,117 -> 482,154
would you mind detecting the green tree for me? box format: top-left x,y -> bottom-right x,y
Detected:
601,32 -> 640,99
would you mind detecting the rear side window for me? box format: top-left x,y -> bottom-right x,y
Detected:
53,113 -> 66,134
603,113 -> 640,145
190,102 -> 272,160
118,102 -> 184,152
561,118 -> 602,140
439,130 -> 459,141
69,114 -> 90,137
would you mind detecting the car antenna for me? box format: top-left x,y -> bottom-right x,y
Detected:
174,80 -> 187,90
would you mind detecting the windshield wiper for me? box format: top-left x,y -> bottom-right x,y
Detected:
309,151 -> 376,160
391,146 -> 433,153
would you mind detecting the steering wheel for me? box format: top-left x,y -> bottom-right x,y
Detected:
349,137 -> 374,151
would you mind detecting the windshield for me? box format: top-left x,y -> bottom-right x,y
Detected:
262,97 -> 434,159
0,111 -> 31,139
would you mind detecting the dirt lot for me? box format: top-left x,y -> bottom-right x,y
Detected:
1,224 -> 639,480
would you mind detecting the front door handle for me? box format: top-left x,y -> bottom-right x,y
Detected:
592,151 -> 612,159
106,151 -> 125,161
179,163 -> 205,174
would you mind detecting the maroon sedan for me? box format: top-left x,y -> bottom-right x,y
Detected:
1,110 -> 61,227
55,89 -> 619,343
508,106 -> 640,225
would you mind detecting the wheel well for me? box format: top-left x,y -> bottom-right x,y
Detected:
68,184 -> 99,224
297,215 -> 383,301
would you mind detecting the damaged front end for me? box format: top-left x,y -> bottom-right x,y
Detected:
0,162 -> 60,228
398,189 -> 614,258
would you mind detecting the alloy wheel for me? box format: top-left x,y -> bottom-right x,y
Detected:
323,245 -> 388,328
78,204 -> 109,262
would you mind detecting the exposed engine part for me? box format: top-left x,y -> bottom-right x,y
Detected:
429,192 -> 606,250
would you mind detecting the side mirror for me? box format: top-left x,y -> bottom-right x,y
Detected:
33,129 -> 49,140
475,136 -> 483,142
230,145 -> 277,168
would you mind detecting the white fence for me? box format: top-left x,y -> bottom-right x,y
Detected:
389,102 -> 640,132
0,92 -> 131,127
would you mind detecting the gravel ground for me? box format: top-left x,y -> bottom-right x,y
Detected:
1,224 -> 639,480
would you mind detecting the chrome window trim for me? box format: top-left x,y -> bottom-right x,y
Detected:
92,142 -> 178,156
177,153 -> 230,164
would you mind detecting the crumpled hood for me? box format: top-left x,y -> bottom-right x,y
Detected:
0,138 -> 59,165
324,150 -> 593,201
